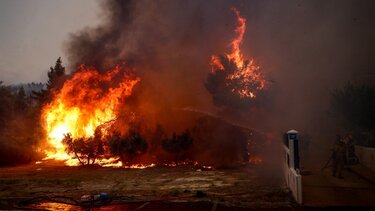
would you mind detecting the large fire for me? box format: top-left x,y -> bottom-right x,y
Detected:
42,65 -> 140,166
40,7 -> 264,168
210,8 -> 266,98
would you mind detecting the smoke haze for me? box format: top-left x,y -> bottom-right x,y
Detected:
64,0 -> 375,166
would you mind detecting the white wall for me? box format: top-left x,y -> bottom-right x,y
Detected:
283,144 -> 302,204
355,145 -> 375,172
284,164 -> 302,204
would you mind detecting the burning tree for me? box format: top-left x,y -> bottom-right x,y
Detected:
162,130 -> 193,163
42,65 -> 140,165
38,7 -> 267,168
62,130 -> 106,165
206,8 -> 267,110
109,130 -> 148,165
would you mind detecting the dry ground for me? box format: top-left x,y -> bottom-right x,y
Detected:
0,161 -> 296,210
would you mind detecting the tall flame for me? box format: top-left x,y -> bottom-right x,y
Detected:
210,8 -> 266,98
227,8 -> 246,68
42,65 -> 140,164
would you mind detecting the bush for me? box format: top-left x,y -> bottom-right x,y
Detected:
109,130 -> 148,165
331,82 -> 375,147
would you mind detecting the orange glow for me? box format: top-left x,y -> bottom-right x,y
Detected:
124,163 -> 156,169
249,155 -> 263,165
210,55 -> 224,72
227,8 -> 246,68
211,8 -> 266,98
42,65 -> 140,166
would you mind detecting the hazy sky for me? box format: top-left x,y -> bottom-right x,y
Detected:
0,0 -> 101,84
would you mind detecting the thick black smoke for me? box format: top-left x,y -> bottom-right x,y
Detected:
65,0 -> 375,166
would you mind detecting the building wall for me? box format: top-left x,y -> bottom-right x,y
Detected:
355,145 -> 375,172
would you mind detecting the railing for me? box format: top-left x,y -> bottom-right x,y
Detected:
284,163 -> 302,203
284,130 -> 302,204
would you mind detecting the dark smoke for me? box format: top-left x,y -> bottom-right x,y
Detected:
65,0 -> 375,167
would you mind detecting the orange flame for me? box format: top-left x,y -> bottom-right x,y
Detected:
42,65 -> 140,166
211,8 -> 266,98
227,8 -> 246,68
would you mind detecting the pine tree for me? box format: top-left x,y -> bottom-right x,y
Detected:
32,57 -> 66,104
46,57 -> 66,90
15,86 -> 27,111
109,130 -> 148,165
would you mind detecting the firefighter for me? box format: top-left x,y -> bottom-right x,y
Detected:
332,139 -> 346,178
344,134 -> 358,165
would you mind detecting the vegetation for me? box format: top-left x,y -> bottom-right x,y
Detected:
109,130 -> 148,165
205,56 -> 270,112
0,57 -> 66,166
0,82 -> 41,165
331,82 -> 375,147
162,130 -> 193,163
32,57 -> 67,104
62,130 -> 106,165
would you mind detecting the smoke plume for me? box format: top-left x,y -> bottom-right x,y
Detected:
64,0 -> 375,166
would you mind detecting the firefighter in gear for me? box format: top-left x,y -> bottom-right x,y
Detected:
332,139 -> 346,178
343,134 -> 359,165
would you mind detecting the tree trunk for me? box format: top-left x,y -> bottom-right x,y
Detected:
71,142 -> 84,165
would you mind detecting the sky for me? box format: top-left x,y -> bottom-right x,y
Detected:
0,0 -> 101,84
0,0 -> 374,88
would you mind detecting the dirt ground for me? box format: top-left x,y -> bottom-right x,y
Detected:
0,161 -> 296,210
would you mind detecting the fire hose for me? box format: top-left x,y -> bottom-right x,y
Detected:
17,194 -> 113,209
16,194 -> 195,209
15,190 -> 264,209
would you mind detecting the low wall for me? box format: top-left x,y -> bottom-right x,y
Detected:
284,164 -> 302,204
355,145 -> 375,172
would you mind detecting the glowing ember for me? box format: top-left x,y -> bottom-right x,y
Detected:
210,8 -> 266,98
249,155 -> 263,165
42,65 -> 140,166
123,163 -> 156,169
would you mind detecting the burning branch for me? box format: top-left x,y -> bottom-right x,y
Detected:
206,7 -> 267,106
42,65 -> 140,165
62,133 -> 106,166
